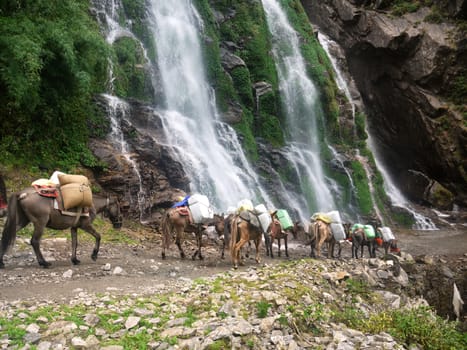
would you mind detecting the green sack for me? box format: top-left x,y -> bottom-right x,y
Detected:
351,223 -> 364,232
276,209 -> 293,230
363,225 -> 375,238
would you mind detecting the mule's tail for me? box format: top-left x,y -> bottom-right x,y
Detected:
307,222 -> 316,246
161,212 -> 172,249
1,194 -> 26,254
229,216 -> 239,252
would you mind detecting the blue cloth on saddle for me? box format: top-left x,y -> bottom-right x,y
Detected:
171,195 -> 190,208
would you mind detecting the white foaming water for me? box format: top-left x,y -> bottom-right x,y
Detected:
262,0 -> 335,220
366,127 -> 437,229
318,33 -> 356,120
318,31 -> 436,230
91,0 -> 152,221
101,94 -> 150,222
148,0 -> 272,211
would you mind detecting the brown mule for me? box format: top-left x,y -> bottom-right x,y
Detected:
0,188 -> 122,268
308,220 -> 336,258
230,215 -> 263,269
161,207 -> 205,260
267,219 -> 296,258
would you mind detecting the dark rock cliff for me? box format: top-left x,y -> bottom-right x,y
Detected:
301,0 -> 467,209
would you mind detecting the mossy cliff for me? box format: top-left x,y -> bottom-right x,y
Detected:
301,0 -> 467,211
4,0 -> 455,224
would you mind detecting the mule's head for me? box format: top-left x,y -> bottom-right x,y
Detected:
212,214 -> 225,236
291,221 -> 304,240
105,197 -> 123,229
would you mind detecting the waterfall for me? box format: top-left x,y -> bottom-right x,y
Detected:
102,94 -> 149,221
318,32 -> 383,223
318,32 -> 437,229
366,132 -> 437,230
317,33 -> 356,121
262,0 -> 335,220
91,0 -> 151,221
147,0 -> 272,211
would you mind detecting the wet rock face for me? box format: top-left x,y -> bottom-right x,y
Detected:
89,99 -> 190,222
301,0 -> 467,209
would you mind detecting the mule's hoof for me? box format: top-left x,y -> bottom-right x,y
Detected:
72,258 -> 81,265
199,255 -> 204,261
39,261 -> 51,268
0,262 -> 4,269
161,254 -> 166,260
91,255 -> 98,261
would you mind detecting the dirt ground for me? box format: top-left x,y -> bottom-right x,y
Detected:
0,224 -> 466,303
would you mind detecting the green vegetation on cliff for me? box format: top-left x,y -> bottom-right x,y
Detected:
0,0 -> 109,170
205,0 -> 285,149
112,37 -> 153,102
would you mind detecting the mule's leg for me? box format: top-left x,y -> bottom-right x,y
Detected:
175,238 -> 185,259
316,235 -> 326,258
80,223 -> 101,262
231,242 -> 240,269
277,238 -> 281,257
245,241 -> 251,258
192,229 -> 204,260
284,236 -> 289,258
269,236 -> 274,258
191,239 -> 199,260
30,223 -> 50,267
161,229 -> 170,260
254,238 -> 261,264
310,237 -> 316,258
175,229 -> 186,259
232,238 -> 248,269
70,227 -> 80,265
327,240 -> 333,259
336,242 -> 342,258
371,241 -> 376,258
264,233 -> 271,257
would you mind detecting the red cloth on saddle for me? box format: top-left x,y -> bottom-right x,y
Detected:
0,197 -> 6,209
176,206 -> 190,216
33,184 -> 59,198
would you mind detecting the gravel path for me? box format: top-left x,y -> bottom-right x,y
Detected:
0,226 -> 466,303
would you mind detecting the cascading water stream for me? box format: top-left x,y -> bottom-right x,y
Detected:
318,32 -> 383,223
262,0 -> 336,220
91,0 -> 151,222
317,33 -> 356,124
102,94 -> 149,221
318,31 -> 436,229
366,132 -> 437,230
147,0 -> 272,211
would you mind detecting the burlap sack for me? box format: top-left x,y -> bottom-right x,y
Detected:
61,183 -> 93,210
58,174 -> 90,186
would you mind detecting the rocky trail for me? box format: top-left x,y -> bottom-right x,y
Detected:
0,225 -> 466,305
0,222 -> 466,350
